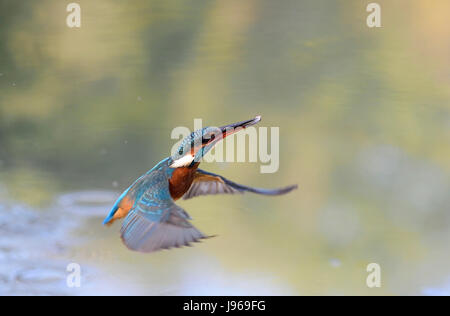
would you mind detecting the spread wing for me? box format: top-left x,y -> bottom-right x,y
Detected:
120,205 -> 207,253
120,170 -> 208,253
183,169 -> 297,200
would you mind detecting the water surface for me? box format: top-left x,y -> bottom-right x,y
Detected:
0,0 -> 449,295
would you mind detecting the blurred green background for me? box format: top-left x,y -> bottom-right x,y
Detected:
0,0 -> 449,295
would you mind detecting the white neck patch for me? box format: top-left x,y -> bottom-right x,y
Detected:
169,154 -> 195,168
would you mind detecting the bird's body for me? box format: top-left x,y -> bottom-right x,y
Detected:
168,163 -> 199,200
104,116 -> 297,253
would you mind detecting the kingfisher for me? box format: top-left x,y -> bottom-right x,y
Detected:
103,116 -> 297,253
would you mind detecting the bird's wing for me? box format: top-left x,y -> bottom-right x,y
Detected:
183,169 -> 297,200
120,171 -> 208,253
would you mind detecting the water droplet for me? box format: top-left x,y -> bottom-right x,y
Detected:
137,96 -> 142,101
329,259 -> 341,268
112,181 -> 119,188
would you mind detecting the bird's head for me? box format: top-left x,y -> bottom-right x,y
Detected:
170,115 -> 261,168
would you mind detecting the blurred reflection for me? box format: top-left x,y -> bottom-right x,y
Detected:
0,0 -> 449,295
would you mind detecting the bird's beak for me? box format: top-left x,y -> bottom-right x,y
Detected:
201,115 -> 262,149
171,116 -> 262,168
201,115 -> 262,148
217,115 -> 262,142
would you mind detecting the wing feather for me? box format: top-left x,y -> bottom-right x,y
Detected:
183,169 -> 297,200
120,205 -> 208,253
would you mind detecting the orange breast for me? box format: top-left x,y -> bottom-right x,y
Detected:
169,163 -> 199,200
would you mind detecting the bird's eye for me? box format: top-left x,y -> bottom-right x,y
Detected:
178,148 -> 183,155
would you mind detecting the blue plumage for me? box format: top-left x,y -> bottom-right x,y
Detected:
103,116 -> 297,253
